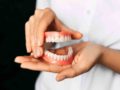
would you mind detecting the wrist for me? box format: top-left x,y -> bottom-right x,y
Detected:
97,45 -> 106,64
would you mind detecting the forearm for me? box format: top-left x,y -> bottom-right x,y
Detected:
100,46 -> 120,73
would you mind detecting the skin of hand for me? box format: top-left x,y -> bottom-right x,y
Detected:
25,8 -> 82,58
15,42 -> 104,81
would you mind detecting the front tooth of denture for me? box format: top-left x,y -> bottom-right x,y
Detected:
65,36 -> 68,41
53,54 -> 56,60
54,36 -> 57,42
54,36 -> 59,42
54,54 -> 58,60
50,37 -> 54,42
63,56 -> 67,61
59,36 -> 64,42
56,56 -> 60,61
50,53 -> 54,58
56,55 -> 59,61
59,56 -> 64,60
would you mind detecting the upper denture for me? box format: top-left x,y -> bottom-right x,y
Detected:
45,31 -> 71,43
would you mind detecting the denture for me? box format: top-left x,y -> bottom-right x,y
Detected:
42,31 -> 74,66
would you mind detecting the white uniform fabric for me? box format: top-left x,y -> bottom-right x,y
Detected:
35,0 -> 120,90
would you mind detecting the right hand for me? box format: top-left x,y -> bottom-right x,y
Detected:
25,8 -> 82,58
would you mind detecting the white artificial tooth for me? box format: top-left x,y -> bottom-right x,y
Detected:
57,56 -> 60,60
58,36 -> 62,42
55,36 -> 59,42
63,56 -> 67,61
54,36 -> 57,42
50,37 -> 54,42
57,35 -> 61,42
56,55 -> 59,61
66,55 -> 69,60
46,37 -> 49,42
66,36 -> 69,41
53,54 -> 56,60
46,37 -> 48,42
68,36 -> 71,41
47,52 -> 51,57
60,36 -> 64,42
64,55 -> 68,60
50,53 -> 54,58
58,56 -> 61,60
48,37 -> 52,42
45,51 -> 49,55
59,56 -> 63,60
54,54 -> 58,60
69,47 -> 73,53
64,36 -> 68,41
67,36 -> 71,41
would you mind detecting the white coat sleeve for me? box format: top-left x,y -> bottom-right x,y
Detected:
36,0 -> 50,9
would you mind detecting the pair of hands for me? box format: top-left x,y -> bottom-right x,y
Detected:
15,8 -> 104,81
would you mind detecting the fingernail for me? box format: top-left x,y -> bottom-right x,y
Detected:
14,59 -> 20,63
21,64 -> 26,68
57,75 -> 66,81
34,48 -> 41,58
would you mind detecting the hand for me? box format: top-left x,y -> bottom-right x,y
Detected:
15,42 -> 103,81
25,8 -> 82,58
56,42 -> 103,81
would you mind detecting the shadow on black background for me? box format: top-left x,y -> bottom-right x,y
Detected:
0,0 -> 39,90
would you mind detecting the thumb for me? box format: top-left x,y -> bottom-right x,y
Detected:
61,26 -> 83,39
56,65 -> 80,81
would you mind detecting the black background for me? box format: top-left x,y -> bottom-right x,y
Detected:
0,0 -> 39,90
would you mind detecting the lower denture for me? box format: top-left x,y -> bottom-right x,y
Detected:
42,47 -> 74,66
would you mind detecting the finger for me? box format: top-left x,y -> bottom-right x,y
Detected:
31,10 -> 45,57
62,26 -> 83,39
56,66 -> 78,81
72,52 -> 81,65
21,61 -> 63,72
33,46 -> 43,58
18,56 -> 71,72
55,19 -> 83,39
25,22 -> 31,53
37,9 -> 55,46
56,62 -> 85,81
15,56 -> 38,63
29,16 -> 36,53
34,9 -> 44,46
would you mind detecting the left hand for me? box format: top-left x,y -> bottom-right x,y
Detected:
15,42 -> 104,81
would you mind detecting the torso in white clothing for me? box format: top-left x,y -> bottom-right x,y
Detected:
36,0 -> 120,90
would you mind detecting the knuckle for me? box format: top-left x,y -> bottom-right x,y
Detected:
35,9 -> 42,16
25,22 -> 29,27
35,9 -> 40,14
29,16 -> 34,21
